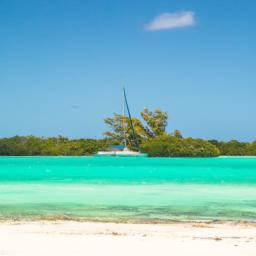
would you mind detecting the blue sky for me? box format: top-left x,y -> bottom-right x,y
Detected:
0,0 -> 255,141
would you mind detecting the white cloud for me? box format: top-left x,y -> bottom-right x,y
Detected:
145,11 -> 195,31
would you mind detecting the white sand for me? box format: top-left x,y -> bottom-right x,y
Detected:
0,221 -> 255,256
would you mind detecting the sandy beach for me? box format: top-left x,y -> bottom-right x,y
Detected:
0,221 -> 255,256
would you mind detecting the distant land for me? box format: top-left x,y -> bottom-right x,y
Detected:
0,135 -> 255,157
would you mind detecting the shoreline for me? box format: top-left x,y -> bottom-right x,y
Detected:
1,218 -> 256,226
1,155 -> 256,158
0,220 -> 255,256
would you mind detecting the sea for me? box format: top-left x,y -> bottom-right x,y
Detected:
0,156 -> 256,222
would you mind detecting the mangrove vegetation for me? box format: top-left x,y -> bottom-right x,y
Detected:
0,108 -> 255,157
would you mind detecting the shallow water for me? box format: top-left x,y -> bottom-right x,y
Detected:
0,156 -> 256,222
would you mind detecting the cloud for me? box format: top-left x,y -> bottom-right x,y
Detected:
145,11 -> 195,31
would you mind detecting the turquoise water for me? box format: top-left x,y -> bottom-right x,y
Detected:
0,156 -> 256,222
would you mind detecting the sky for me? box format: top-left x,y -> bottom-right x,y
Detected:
0,0 -> 256,141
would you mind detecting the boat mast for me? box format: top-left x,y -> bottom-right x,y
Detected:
122,87 -> 127,148
123,87 -> 139,150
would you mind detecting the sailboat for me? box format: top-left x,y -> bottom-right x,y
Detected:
96,88 -> 147,157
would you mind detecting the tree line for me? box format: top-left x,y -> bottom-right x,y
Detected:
0,108 -> 255,157
0,135 -> 255,157
0,136 -> 110,156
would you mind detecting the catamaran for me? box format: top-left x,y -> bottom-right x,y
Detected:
96,88 -> 147,157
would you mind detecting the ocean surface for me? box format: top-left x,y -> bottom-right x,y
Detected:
0,156 -> 256,222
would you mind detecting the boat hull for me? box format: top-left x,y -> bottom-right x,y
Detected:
96,151 -> 147,157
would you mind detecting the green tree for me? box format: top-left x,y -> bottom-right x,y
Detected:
141,135 -> 220,157
209,140 -> 249,156
104,113 -> 148,146
104,108 -> 168,146
140,108 -> 168,137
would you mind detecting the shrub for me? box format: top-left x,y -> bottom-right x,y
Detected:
0,136 -> 111,156
141,135 -> 220,157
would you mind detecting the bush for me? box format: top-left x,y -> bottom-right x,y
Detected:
141,135 -> 220,157
208,140 -> 251,156
0,136 -> 111,156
